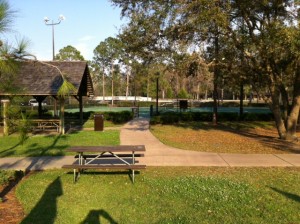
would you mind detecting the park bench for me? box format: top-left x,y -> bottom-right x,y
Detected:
62,145 -> 146,183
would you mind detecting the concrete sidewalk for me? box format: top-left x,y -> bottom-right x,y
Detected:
0,117 -> 299,171
121,118 -> 300,167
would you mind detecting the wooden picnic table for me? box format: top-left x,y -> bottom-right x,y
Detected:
62,145 -> 146,183
31,119 -> 60,132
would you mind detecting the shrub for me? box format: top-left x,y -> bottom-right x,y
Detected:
218,112 -> 239,121
93,111 -> 133,124
220,101 -> 240,107
199,101 -> 214,107
161,114 -> 179,124
192,112 -> 213,121
112,101 -> 154,107
65,111 -> 92,119
64,110 -> 133,124
112,111 -> 133,124
247,102 -> 268,107
150,116 -> 161,125
241,113 -> 274,121
181,112 -> 193,121
150,111 -> 274,125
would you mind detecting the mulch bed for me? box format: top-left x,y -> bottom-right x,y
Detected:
0,176 -> 25,224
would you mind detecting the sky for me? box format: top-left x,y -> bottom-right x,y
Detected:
4,0 -> 126,61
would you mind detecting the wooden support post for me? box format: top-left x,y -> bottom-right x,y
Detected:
79,95 -> 83,124
54,99 -> 58,117
1,99 -> 9,136
38,102 -> 42,118
52,96 -> 58,117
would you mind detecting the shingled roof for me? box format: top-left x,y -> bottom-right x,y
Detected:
0,60 -> 94,96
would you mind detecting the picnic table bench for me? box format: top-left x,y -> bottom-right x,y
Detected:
31,119 -> 60,132
62,145 -> 146,183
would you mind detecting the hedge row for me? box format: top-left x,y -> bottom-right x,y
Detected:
65,111 -> 133,124
93,111 -> 133,124
150,112 -> 274,125
193,101 -> 268,107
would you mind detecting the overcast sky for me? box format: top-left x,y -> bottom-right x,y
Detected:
4,0 -> 126,61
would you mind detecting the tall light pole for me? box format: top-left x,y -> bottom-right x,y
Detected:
44,15 -> 65,60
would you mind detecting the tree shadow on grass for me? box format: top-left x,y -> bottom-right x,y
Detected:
173,122 -> 300,154
0,134 -> 69,157
270,187 -> 300,203
80,209 -> 118,224
20,177 -> 63,224
0,142 -> 22,157
220,126 -> 300,154
0,134 -> 67,199
26,134 -> 69,157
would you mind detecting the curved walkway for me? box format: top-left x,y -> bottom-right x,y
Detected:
0,118 -> 299,171
121,118 -> 300,167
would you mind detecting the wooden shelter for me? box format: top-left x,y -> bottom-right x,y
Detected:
0,60 -> 94,134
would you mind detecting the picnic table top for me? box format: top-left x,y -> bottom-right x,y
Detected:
66,145 -> 146,153
31,119 -> 60,122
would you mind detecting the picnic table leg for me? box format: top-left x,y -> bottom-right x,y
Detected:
73,169 -> 76,183
78,152 -> 84,177
132,169 -> 135,183
132,152 -> 135,164
80,152 -> 83,165
132,152 -> 135,183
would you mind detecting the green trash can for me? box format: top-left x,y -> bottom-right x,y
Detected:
94,114 -> 104,131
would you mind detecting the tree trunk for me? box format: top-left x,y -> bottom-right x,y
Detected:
126,68 -> 129,100
239,82 -> 244,119
213,32 -> 219,125
213,82 -> 218,125
147,75 -> 150,100
197,83 -> 200,100
269,85 -> 287,139
111,62 -> 114,106
102,68 -> 105,102
1,99 -> 9,136
279,84 -> 289,128
286,67 -> 300,139
156,77 -> 159,114
286,97 -> 300,140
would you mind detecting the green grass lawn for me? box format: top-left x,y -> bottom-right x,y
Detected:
0,130 -> 119,157
16,167 -> 300,224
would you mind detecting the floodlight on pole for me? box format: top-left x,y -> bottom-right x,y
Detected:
44,15 -> 65,60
